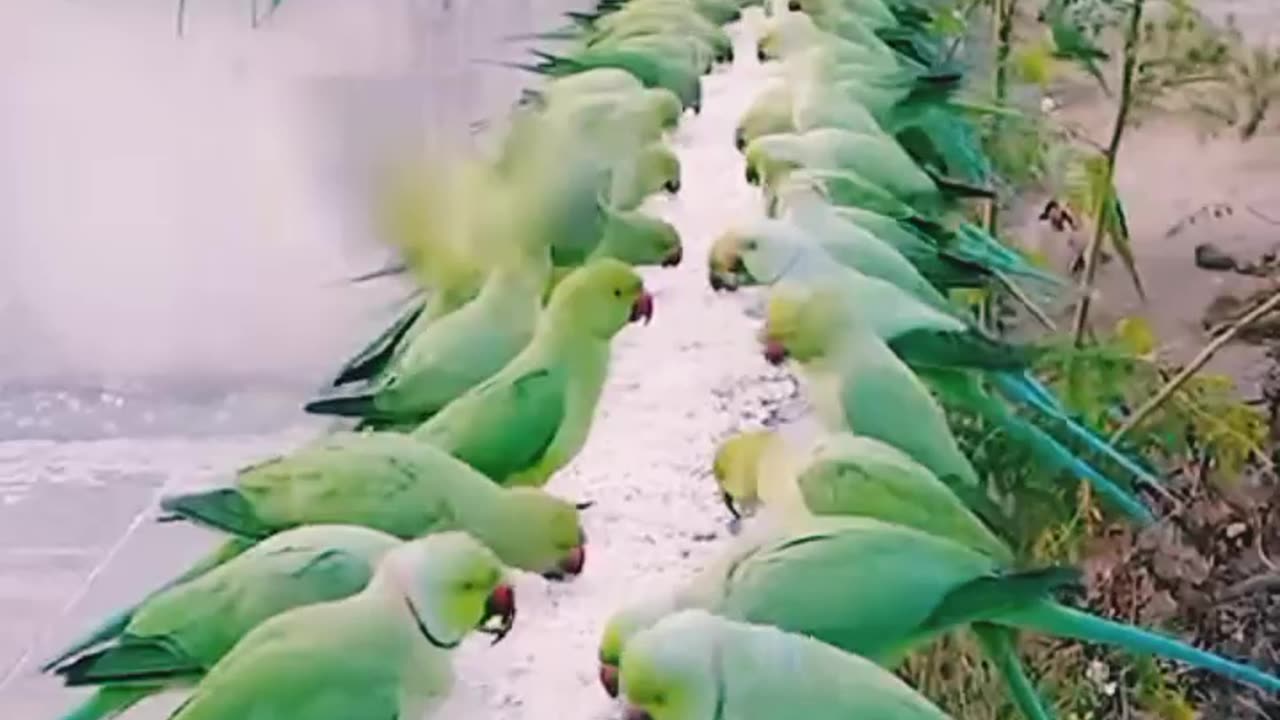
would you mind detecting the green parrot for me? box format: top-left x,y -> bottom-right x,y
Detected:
756,10 -> 904,72
159,431 -> 587,577
712,429 -> 1013,563
783,167 -> 1062,288
598,519 -> 1280,708
758,283 -> 982,489
1040,0 -> 1111,93
591,209 -> 683,267
759,282 -> 1155,522
772,177 -> 1063,291
328,156 -> 531,388
711,231 -> 1158,515
507,35 -> 705,112
415,259 -> 654,486
163,532 -> 516,720
709,217 -> 953,313
45,525 -> 401,720
305,235 -> 553,428
619,610 -> 953,720
744,129 -> 995,214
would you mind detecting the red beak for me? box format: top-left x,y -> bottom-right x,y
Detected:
763,338 -> 788,365
630,291 -> 654,324
599,663 -> 620,697
541,545 -> 585,581
479,583 -> 517,644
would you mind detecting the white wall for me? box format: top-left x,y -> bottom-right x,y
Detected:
0,0 -> 582,392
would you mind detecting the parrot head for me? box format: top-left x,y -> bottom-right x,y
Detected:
742,134 -> 801,187
619,611 -> 724,720
711,430 -> 777,521
386,532 -> 516,648
598,211 -> 684,268
707,221 -> 805,291
487,489 -> 587,580
634,142 -> 682,196
642,88 -> 685,132
549,258 -> 654,336
597,596 -> 680,697
760,284 -> 839,365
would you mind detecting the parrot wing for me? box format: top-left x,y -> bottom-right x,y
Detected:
417,368 -> 567,483
888,327 -> 1038,371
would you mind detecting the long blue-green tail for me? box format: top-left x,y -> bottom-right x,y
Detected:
1003,601 -> 1280,694
40,607 -> 135,673
954,224 -> 1066,288
992,372 -> 1161,488
971,624 -> 1056,720
995,409 -> 1154,524
58,686 -> 155,720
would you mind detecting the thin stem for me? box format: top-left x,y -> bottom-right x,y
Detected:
994,270 -> 1058,331
176,0 -> 187,36
1071,0 -> 1146,346
1111,288 -> 1280,442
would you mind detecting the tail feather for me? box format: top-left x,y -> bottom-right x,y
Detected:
501,26 -> 582,42
41,538 -> 250,674
57,637 -> 203,686
347,262 -> 407,284
991,373 -> 1161,487
330,297 -> 424,387
40,608 -> 135,673
925,170 -> 996,200
955,224 -> 1066,287
988,407 -> 1154,524
1004,601 -> 1280,694
158,489 -> 273,539
303,391 -> 378,419
971,624 -> 1055,720
473,58 -> 552,75
57,685 -> 155,720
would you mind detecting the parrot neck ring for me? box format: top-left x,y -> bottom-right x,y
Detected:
402,596 -> 462,650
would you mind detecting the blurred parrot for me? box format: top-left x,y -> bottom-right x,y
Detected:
163,533 -> 516,720
159,431 -> 587,578
414,259 -> 654,486
46,526 -> 400,720
619,610 -> 953,720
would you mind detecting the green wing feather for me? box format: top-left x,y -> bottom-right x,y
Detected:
416,368 -> 567,482
889,327 -> 1038,371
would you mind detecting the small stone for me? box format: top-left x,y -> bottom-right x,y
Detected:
1225,521 -> 1248,539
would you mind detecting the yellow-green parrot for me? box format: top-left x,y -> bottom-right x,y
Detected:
599,519 -> 1280,712
619,610 -> 953,720
163,532 -> 516,720
711,429 -> 1012,563
415,259 -> 654,486
45,526 -> 401,720
159,431 -> 586,578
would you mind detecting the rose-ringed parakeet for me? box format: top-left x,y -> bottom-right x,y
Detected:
619,610 -> 953,720
159,431 -> 586,578
164,532 -> 516,720
415,259 -> 654,486
45,526 -> 401,720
